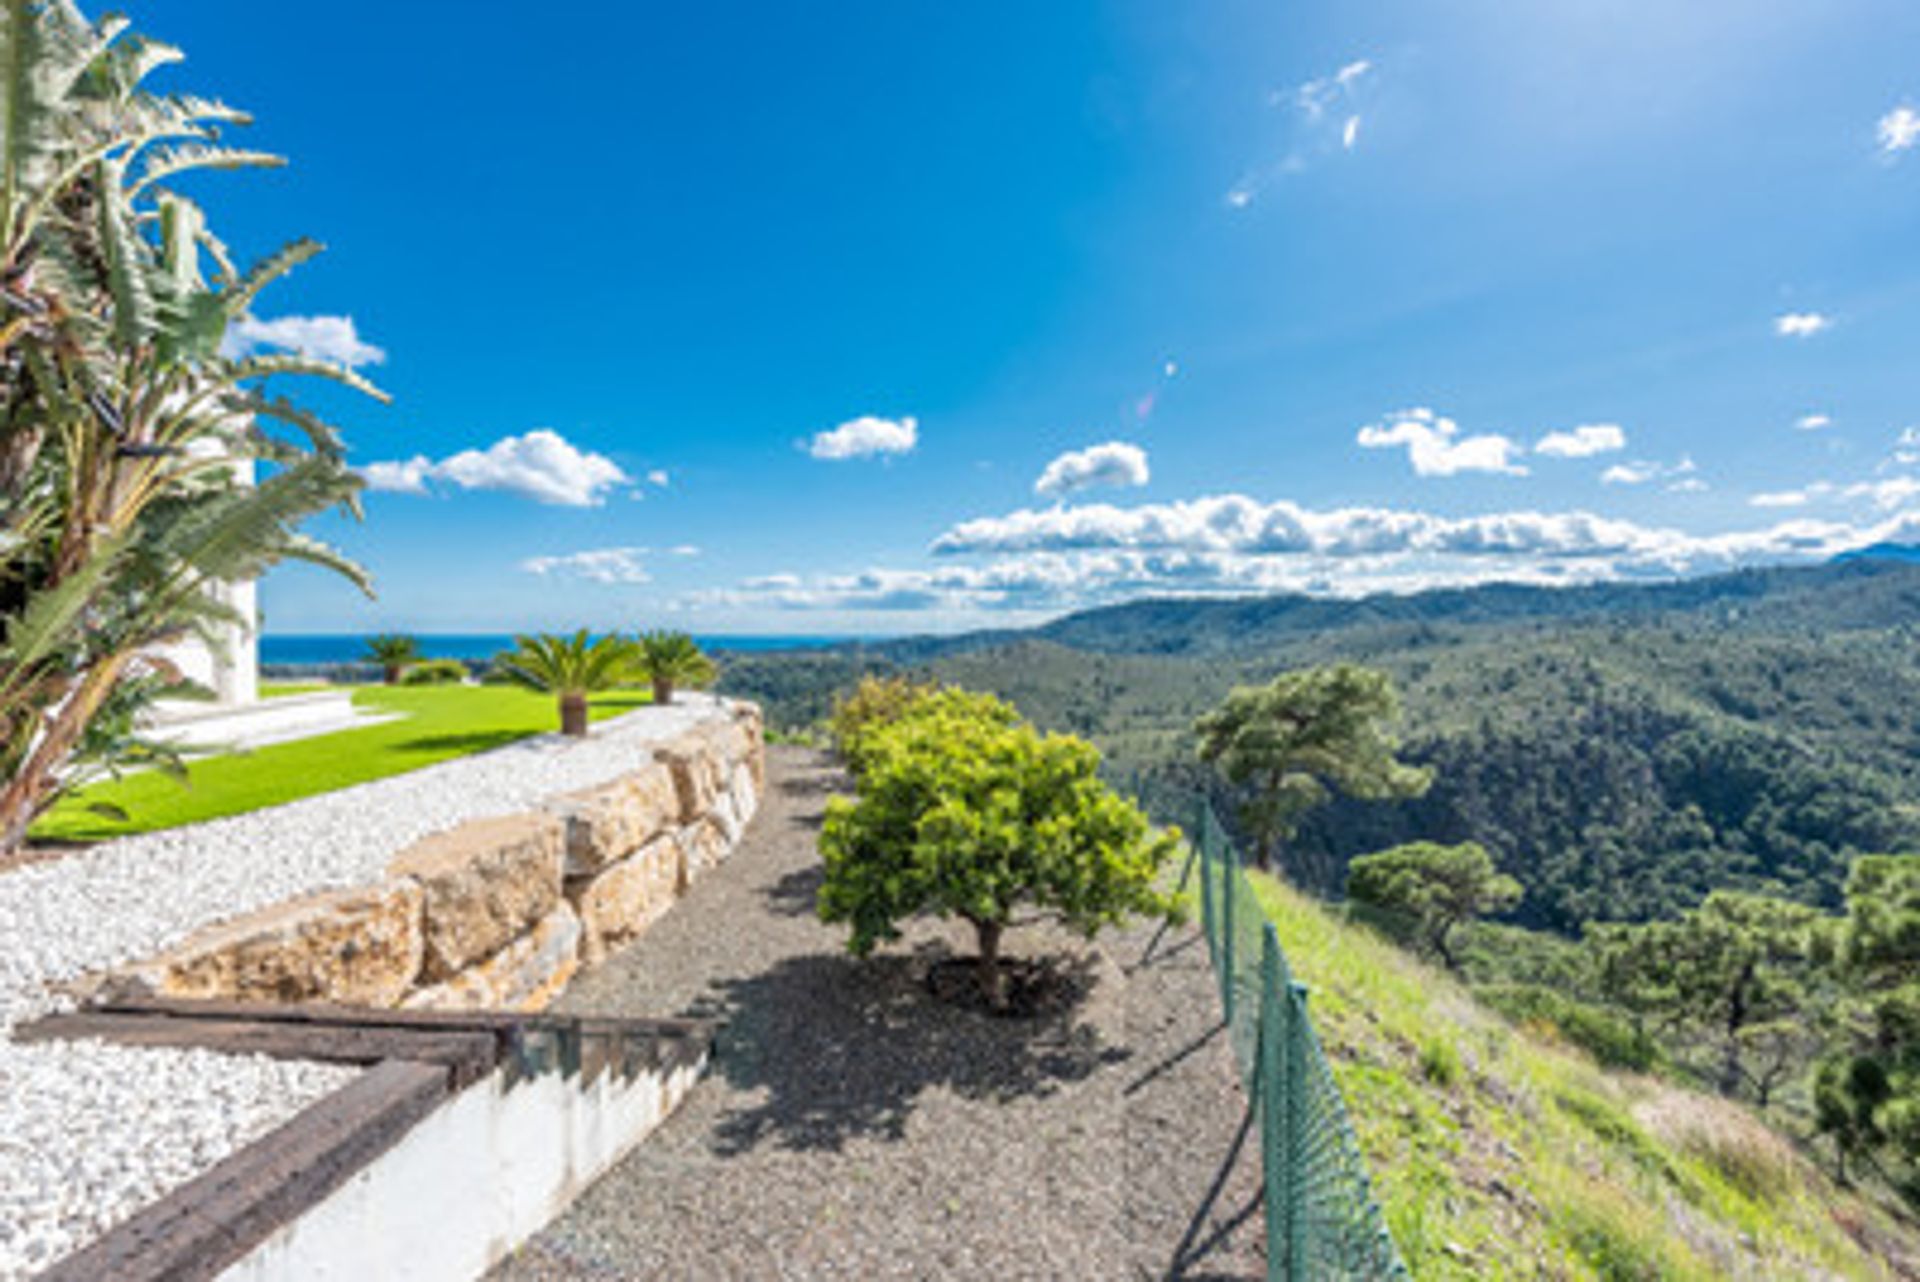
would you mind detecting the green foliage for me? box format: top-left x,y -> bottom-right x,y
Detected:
818,686 -> 1179,1006
826,673 -> 942,772
632,630 -> 716,705
497,630 -> 637,736
1346,841 -> 1521,970
1194,663 -> 1431,873
398,658 -> 467,686
1418,1035 -> 1462,1087
0,3 -> 378,849
1588,891 -> 1826,1105
1474,984 -> 1664,1073
364,633 -> 420,682
719,562 -> 1920,927
1816,855 -> 1920,1186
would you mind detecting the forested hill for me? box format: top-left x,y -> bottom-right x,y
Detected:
719,555 -> 1920,933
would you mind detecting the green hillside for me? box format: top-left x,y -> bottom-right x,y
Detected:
718,558 -> 1920,928
1253,871 -> 1920,1279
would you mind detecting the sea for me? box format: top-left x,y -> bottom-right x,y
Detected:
260,633 -> 867,667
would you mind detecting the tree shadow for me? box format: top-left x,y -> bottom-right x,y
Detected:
388,730 -> 529,755
777,770 -> 845,800
691,941 -> 1127,1156
763,863 -> 824,917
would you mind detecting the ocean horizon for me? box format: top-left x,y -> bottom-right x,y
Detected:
260,633 -> 880,667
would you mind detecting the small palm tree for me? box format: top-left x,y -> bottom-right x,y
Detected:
365,634 -> 421,685
498,631 -> 636,736
633,631 -> 718,706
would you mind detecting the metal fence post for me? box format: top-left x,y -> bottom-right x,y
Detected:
1260,923 -> 1288,1279
1198,804 -> 1216,967
1220,831 -> 1237,1031
1286,980 -> 1312,1280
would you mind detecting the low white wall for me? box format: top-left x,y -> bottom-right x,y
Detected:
222,1049 -> 707,1282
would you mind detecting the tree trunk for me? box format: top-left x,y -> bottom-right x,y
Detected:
973,917 -> 1007,1010
384,664 -> 401,685
0,655 -> 127,854
559,692 -> 589,737
652,677 -> 673,706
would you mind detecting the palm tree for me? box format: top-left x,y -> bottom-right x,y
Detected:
497,631 -> 635,737
0,4 -> 380,852
365,634 -> 420,685
633,630 -> 717,706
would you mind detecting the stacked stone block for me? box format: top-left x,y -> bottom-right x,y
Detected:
119,702 -> 766,1013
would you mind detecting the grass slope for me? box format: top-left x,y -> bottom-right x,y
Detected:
34,685 -> 649,843
1250,873 -> 1920,1279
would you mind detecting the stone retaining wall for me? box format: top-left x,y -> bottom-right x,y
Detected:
114,703 -> 765,1013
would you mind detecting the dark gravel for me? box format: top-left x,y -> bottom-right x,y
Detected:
491,747 -> 1263,1280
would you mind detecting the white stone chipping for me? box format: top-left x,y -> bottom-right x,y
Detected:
0,696 -> 739,1279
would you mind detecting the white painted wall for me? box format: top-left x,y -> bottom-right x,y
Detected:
222,1049 -> 707,1282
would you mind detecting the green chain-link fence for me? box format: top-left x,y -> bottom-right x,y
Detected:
1192,801 -> 1410,1281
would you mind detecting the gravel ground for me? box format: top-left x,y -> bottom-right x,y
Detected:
0,696 -> 738,1280
494,746 -> 1263,1281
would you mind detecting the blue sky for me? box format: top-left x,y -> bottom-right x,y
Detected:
149,0 -> 1920,634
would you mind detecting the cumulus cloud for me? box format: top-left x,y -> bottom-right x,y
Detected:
690,494 -> 1920,617
1035,441 -> 1150,499
361,429 -> 628,506
1357,408 -> 1527,477
1775,312 -> 1832,338
1795,413 -> 1833,431
521,547 -> 652,584
807,415 -> 918,460
646,469 -> 670,487
1879,105 -> 1920,157
223,314 -> 386,367
1602,456 -> 1694,487
1535,423 -> 1626,459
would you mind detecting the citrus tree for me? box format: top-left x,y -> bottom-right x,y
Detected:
632,629 -> 715,706
497,631 -> 634,736
0,2 -> 381,851
818,686 -> 1180,1008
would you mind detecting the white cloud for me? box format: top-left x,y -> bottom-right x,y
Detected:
1231,57 -> 1374,207
360,455 -> 433,495
1602,456 -> 1694,487
1357,408 -> 1527,477
646,469 -> 670,487
1879,105 -> 1920,157
1668,477 -> 1709,494
1534,423 -> 1626,459
1795,413 -> 1833,431
361,429 -> 628,506
807,415 -> 918,461
521,547 -> 652,584
223,314 -> 386,367
691,494 -> 1920,616
1751,489 -> 1812,508
1035,441 -> 1150,499
1775,312 -> 1832,338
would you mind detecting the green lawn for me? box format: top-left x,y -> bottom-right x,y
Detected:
258,680 -> 336,698
35,685 -> 651,843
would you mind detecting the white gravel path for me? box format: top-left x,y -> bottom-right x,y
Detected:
0,696 -> 733,1279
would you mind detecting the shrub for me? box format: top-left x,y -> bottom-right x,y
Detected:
1476,984 -> 1664,1073
827,674 -> 943,772
818,686 -> 1180,1008
399,659 -> 469,686
1419,1035 -> 1463,1087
